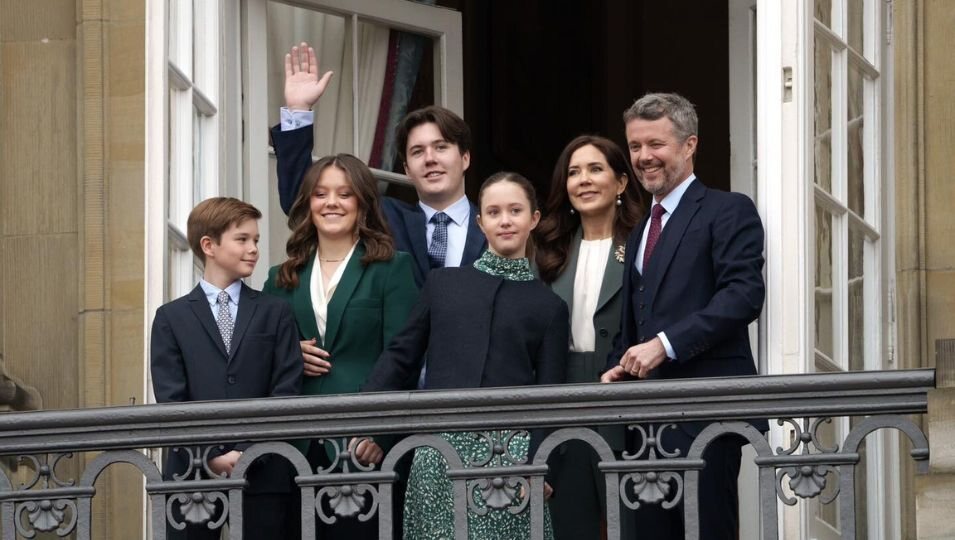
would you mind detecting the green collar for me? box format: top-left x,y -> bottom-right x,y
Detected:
473,250 -> 534,281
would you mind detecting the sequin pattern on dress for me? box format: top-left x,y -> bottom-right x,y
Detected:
403,431 -> 554,540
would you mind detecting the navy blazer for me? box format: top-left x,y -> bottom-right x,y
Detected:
271,124 -> 486,286
150,283 -> 303,492
607,179 -> 766,430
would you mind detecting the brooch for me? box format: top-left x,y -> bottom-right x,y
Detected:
614,244 -> 626,263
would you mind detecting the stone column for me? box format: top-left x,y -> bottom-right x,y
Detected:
916,340 -> 955,539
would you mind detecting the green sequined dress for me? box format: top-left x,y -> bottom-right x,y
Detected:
403,251 -> 554,540
403,431 -> 554,540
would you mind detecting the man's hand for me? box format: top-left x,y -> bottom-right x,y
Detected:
600,365 -> 628,383
618,337 -> 667,379
301,338 -> 332,377
285,42 -> 334,111
208,450 -> 242,476
348,437 -> 384,466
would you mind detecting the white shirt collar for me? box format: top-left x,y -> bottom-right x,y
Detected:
654,174 -> 697,216
199,279 -> 242,307
419,194 -> 471,226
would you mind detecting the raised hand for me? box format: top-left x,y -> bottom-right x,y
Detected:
284,41 -> 334,111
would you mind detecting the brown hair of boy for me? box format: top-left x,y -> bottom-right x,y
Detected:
187,197 -> 262,264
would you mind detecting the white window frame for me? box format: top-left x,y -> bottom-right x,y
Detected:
243,0 -> 464,284
145,0 -> 244,402
757,0 -> 898,538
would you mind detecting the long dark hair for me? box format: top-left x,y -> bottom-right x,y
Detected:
535,135 -> 645,283
276,154 -> 395,289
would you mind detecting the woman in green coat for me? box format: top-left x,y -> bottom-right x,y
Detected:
263,153 -> 417,539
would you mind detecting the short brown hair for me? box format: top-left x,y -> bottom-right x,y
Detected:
187,197 -> 262,263
395,105 -> 471,165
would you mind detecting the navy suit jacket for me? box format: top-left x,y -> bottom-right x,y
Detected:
150,283 -> 303,492
271,124 -> 486,286
607,179 -> 767,431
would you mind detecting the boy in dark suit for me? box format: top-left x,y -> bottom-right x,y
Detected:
151,197 -> 303,539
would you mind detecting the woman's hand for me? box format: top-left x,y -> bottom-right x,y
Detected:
301,338 -> 332,377
348,437 -> 384,466
208,450 -> 242,476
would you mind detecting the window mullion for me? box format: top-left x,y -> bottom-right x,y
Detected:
350,13 -> 360,156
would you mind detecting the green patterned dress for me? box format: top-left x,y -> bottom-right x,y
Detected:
403,252 -> 555,540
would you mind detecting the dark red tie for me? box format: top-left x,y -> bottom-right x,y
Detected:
642,204 -> 667,270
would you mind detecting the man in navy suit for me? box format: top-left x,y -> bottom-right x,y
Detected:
602,93 -> 766,540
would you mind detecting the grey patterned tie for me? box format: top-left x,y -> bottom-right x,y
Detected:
428,212 -> 450,269
216,290 -> 234,354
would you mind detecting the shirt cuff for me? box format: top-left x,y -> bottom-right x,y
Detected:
280,107 -> 314,131
657,332 -> 677,361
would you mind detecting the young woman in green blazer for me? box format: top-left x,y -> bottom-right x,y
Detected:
263,153 -> 417,539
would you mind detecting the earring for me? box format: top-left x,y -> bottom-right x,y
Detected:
616,195 -> 622,206
569,208 -> 575,215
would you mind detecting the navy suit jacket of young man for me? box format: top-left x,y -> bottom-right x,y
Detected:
607,178 -> 768,435
270,124 -> 486,286
150,282 -> 303,493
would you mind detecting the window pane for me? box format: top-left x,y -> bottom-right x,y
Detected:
813,36 -> 833,193
848,223 -> 865,371
169,0 -> 192,76
847,0 -> 866,55
814,205 -> 834,360
193,111 -> 203,206
814,0 -> 832,27
847,63 -> 865,217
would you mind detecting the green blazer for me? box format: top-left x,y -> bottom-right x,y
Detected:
549,229 -> 626,383
262,244 -> 418,398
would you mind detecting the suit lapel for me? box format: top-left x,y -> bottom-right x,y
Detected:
596,236 -> 625,312
643,180 -> 705,298
187,285 -> 229,359
228,283 -> 259,363
403,205 -> 430,280
550,229 -> 582,311
322,243 -> 366,351
291,254 -> 322,347
462,200 -> 486,265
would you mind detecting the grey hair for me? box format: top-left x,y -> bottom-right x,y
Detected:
622,93 -> 698,142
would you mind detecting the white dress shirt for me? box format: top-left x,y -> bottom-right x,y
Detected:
635,174 -> 697,360
570,237 -> 612,353
280,107 -> 314,131
309,243 -> 357,341
420,195 -> 471,268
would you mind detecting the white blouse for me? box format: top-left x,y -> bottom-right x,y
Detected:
570,237 -> 612,352
309,242 -> 358,341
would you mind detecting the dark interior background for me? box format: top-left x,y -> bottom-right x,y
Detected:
396,0 -> 731,206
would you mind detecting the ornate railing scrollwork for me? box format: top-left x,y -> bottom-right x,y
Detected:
0,368 -> 935,540
9,453 -> 83,538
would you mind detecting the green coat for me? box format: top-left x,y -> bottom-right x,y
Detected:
262,244 -> 418,398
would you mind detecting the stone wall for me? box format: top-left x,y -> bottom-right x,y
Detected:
895,1 -> 955,538
0,0 -> 145,536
